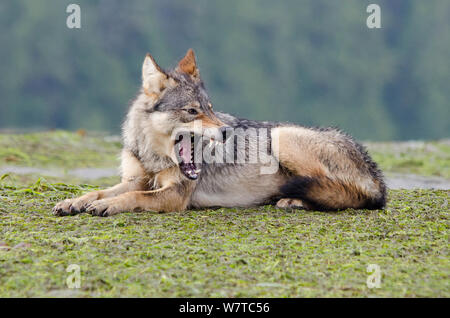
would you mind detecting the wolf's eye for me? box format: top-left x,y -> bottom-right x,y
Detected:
186,108 -> 198,115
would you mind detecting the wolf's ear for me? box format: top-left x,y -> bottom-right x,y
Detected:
142,53 -> 169,96
177,48 -> 199,78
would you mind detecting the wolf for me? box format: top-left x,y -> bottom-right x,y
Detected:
53,49 -> 386,217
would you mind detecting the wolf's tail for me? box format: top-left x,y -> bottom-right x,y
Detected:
279,176 -> 387,211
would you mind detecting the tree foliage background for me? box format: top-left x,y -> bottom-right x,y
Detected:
0,0 -> 449,141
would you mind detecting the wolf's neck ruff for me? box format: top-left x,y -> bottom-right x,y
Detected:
121,89 -> 176,175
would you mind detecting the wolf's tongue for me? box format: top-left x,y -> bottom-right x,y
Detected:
180,137 -> 192,163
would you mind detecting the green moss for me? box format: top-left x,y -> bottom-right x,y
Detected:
0,131 -> 121,169
0,177 -> 448,297
366,140 -> 450,178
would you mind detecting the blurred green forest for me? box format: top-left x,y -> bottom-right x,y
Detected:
0,0 -> 449,141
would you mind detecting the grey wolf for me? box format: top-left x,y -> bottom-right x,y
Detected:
53,49 -> 386,217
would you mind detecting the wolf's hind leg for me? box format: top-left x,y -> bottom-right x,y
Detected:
276,198 -> 305,209
272,127 -> 385,210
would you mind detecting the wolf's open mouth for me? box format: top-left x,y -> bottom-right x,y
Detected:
175,132 -> 201,180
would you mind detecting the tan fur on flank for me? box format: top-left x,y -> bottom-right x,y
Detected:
272,127 -> 329,177
272,126 -> 384,210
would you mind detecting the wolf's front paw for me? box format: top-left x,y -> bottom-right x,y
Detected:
52,192 -> 99,216
86,198 -> 122,217
52,199 -> 76,216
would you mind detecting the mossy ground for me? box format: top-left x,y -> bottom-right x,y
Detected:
0,132 -> 449,297
0,130 -> 121,169
365,140 -> 450,179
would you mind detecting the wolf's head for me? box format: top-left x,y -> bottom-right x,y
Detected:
139,49 -> 227,180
